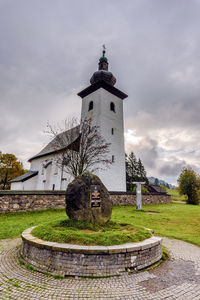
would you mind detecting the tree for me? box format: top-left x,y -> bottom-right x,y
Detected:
126,152 -> 148,191
46,118 -> 112,178
126,152 -> 137,191
155,178 -> 159,186
136,158 -> 149,184
178,168 -> 199,205
0,152 -> 26,190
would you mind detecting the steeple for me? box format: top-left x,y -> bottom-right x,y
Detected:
98,45 -> 108,71
90,46 -> 116,86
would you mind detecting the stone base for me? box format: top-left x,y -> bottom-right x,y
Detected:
21,227 -> 162,277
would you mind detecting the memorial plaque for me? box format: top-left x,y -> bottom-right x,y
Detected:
90,185 -> 101,207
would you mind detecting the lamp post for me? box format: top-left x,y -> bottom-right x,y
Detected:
133,182 -> 145,210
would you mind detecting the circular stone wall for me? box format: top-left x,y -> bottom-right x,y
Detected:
21,227 -> 162,277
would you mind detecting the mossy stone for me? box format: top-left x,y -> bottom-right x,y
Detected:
65,172 -> 112,224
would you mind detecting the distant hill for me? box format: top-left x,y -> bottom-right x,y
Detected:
148,177 -> 176,189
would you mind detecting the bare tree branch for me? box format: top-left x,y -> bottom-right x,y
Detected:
45,118 -> 112,178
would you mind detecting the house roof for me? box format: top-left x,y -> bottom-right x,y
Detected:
147,185 -> 167,194
10,171 -> 38,183
29,125 -> 80,162
77,80 -> 128,100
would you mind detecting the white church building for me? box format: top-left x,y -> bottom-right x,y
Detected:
11,49 -> 128,192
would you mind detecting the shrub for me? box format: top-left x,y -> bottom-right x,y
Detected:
178,168 -> 199,205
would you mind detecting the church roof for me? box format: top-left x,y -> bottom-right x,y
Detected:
29,125 -> 80,162
78,48 -> 127,100
10,171 -> 38,182
90,47 -> 116,86
90,70 -> 116,86
78,80 -> 128,100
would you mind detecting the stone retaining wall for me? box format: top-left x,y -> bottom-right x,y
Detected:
21,227 -> 163,277
109,192 -> 171,206
0,191 -> 171,213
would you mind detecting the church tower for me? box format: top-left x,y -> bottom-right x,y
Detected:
78,48 -> 127,192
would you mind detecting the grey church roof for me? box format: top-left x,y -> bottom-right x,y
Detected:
78,80 -> 128,100
78,50 -> 127,100
10,171 -> 38,182
90,48 -> 116,86
29,125 -> 80,162
90,70 -> 117,86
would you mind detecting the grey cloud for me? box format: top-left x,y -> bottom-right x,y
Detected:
158,158 -> 188,177
1,0 -> 200,184
125,135 -> 158,169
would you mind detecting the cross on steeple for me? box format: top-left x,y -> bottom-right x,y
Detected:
102,44 -> 106,57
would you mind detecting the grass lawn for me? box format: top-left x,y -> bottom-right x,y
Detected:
167,188 -> 187,202
112,203 -> 200,247
0,203 -> 199,246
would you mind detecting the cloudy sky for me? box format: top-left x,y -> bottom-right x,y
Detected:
1,0 -> 200,185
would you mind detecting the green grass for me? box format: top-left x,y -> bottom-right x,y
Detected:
32,219 -> 151,246
0,208 -> 66,240
167,188 -> 187,202
112,204 -> 200,246
0,203 -> 200,247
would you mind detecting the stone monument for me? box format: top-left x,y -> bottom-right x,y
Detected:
133,182 -> 145,210
65,172 -> 112,224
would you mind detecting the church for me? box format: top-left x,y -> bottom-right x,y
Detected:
10,49 -> 128,192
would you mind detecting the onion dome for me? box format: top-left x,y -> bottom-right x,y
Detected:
90,47 -> 116,86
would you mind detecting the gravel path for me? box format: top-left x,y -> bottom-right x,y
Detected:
0,238 -> 199,299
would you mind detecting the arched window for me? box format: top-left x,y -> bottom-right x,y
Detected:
110,102 -> 115,112
111,128 -> 114,135
88,101 -> 93,111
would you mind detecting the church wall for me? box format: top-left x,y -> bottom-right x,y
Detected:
12,155 -> 73,191
11,177 -> 37,190
81,88 -> 126,192
10,182 -> 23,190
23,175 -> 37,190
0,191 -> 171,213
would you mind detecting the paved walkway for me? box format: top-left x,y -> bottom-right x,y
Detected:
0,238 -> 199,299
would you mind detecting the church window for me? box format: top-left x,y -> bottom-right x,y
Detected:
110,102 -> 115,112
111,128 -> 114,135
88,101 -> 93,111
112,155 -> 115,162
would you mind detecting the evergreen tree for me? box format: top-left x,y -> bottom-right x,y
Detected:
136,158 -> 149,184
165,183 -> 170,189
126,152 -> 137,191
126,152 -> 148,191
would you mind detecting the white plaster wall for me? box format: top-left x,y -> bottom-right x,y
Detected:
81,88 -> 126,192
23,175 -> 37,190
11,176 -> 37,190
30,155 -> 60,190
11,182 -> 23,190
13,154 -> 72,191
